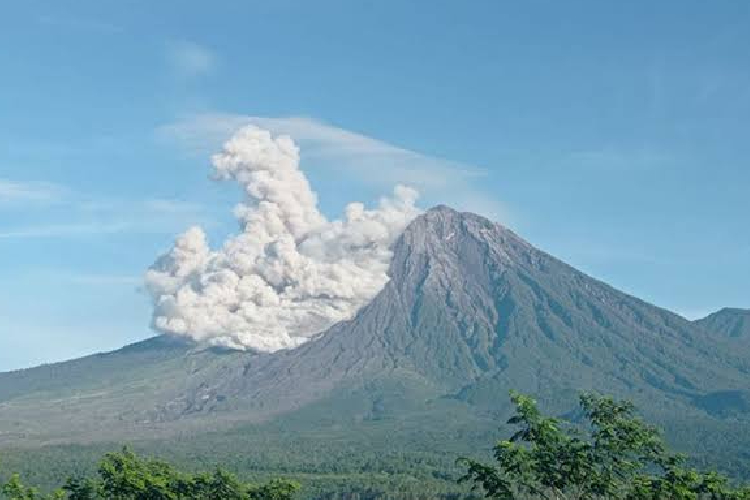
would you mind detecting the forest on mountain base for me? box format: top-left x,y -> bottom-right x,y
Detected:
2,392 -> 749,500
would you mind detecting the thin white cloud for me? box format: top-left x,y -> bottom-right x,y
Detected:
0,179 -> 68,205
156,113 -> 511,222
37,14 -> 124,34
167,41 -> 216,77
141,198 -> 206,215
0,194 -> 211,240
0,222 -> 129,240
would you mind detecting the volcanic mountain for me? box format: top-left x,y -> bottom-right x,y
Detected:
1,206 -> 748,479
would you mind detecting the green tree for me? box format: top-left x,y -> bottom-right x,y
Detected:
459,391 -> 750,500
4,447 -> 299,500
61,477 -> 99,500
95,448 -> 181,499
86,448 -> 300,500
2,473 -> 64,500
2,474 -> 42,500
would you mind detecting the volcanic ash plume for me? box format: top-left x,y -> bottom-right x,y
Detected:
146,126 -> 420,351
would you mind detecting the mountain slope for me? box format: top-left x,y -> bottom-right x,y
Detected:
696,308 -> 750,339
0,206 -> 748,452
369,206 -> 747,402
689,308 -> 750,418
0,336 -> 192,404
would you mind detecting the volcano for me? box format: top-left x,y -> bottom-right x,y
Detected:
1,206 -> 748,481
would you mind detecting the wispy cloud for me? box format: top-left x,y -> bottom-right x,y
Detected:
157,113 -> 512,222
0,222 -> 128,240
0,192 -> 210,240
37,14 -> 123,34
0,179 -> 68,205
167,41 -> 216,77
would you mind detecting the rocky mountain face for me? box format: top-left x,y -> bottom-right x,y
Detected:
0,206 -> 748,447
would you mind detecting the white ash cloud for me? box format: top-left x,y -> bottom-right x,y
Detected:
146,126 -> 420,351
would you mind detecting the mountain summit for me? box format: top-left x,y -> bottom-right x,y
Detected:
0,206 -> 748,456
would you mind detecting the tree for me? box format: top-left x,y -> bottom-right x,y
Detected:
458,391 -> 750,500
1,473 -> 64,500
3,448 -> 300,499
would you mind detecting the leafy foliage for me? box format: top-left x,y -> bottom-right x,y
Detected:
1,448 -> 299,500
459,391 -> 750,500
1,473 -> 63,500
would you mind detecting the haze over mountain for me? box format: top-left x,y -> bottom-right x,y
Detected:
1,206 -> 748,468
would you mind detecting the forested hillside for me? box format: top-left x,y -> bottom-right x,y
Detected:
3,392 -> 750,499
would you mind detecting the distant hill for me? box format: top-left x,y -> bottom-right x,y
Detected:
696,307 -> 750,339
1,206 -> 749,491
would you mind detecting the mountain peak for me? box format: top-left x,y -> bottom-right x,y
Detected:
419,204 -> 470,229
426,204 -> 456,213
422,204 -> 496,226
406,204 -> 509,245
394,205 -> 530,283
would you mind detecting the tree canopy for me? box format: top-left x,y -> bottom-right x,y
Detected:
2,448 -> 299,500
459,391 -> 750,500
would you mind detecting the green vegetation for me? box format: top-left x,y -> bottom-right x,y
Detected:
460,392 -> 750,499
2,448 -> 299,500
3,392 -> 749,499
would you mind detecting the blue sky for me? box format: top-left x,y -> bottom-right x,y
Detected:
1,0 -> 748,371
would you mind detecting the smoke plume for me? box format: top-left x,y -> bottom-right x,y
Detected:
146,126 -> 420,351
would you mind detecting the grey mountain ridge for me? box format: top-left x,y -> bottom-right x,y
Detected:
0,206 -> 748,452
696,307 -> 750,340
